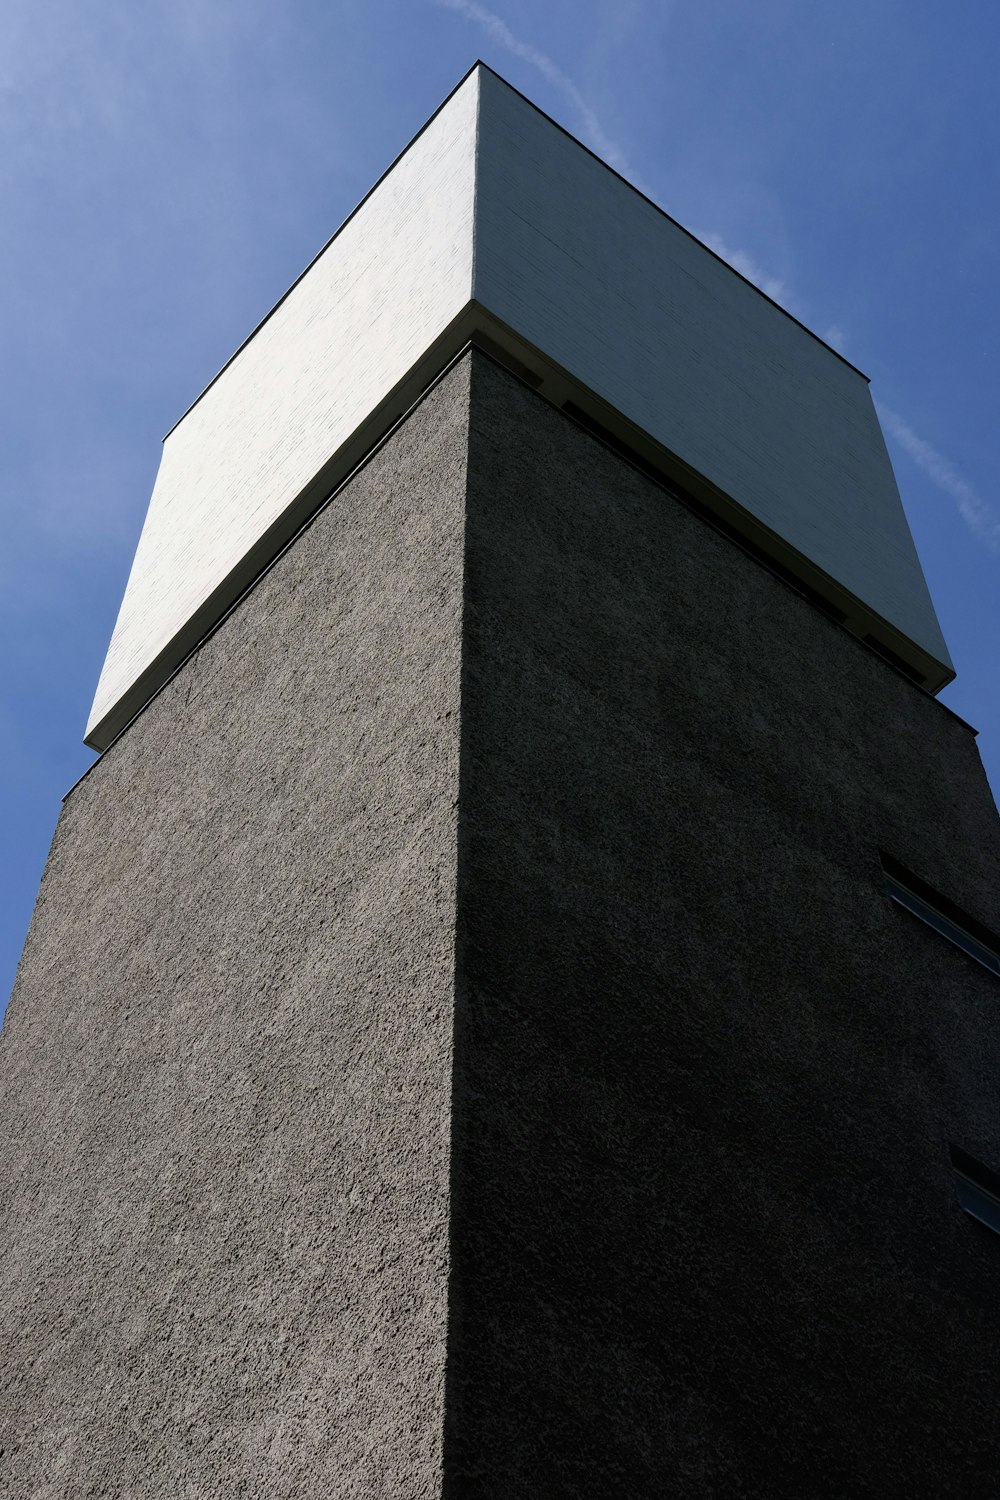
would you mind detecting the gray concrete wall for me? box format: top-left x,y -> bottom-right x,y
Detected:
444,354 -> 1000,1497
6,351 -> 1000,1497
0,360 -> 471,1498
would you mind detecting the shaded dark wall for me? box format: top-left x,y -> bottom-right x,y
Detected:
445,353 -> 1000,1498
0,361 -> 471,1498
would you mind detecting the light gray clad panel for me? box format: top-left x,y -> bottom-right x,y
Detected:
472,69 -> 951,670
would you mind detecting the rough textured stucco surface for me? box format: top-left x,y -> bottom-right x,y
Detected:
0,360 -> 470,1498
5,351 -> 1000,1498
444,354 -> 1000,1498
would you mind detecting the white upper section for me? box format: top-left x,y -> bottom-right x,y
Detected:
87,64 -> 950,747
87,71 -> 478,743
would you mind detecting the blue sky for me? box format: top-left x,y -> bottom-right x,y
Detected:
2,0 -> 998,1012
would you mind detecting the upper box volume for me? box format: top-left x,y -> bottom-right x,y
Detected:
85,64 -> 952,749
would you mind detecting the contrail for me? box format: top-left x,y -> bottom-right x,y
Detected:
700,231 -> 804,320
877,404 -> 1000,552
433,0 -> 640,181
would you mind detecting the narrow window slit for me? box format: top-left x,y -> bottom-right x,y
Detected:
949,1145 -> 1000,1235
881,855 -> 1000,978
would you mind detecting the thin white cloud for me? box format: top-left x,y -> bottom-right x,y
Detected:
432,0 -> 642,183
431,0 -> 833,352
701,237 -> 847,357
877,405 -> 1000,553
699,231 -> 804,319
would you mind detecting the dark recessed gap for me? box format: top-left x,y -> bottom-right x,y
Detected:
863,635 -> 926,685
562,400 -> 668,487
473,333 -> 544,388
561,398 -> 849,626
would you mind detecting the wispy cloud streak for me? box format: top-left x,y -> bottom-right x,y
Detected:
700,232 -> 802,318
432,0 -> 640,181
877,405 -> 1000,552
699,238 -> 997,555
433,0 -> 837,346
700,231 -> 845,350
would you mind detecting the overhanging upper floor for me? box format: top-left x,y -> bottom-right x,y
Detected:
85,63 -> 952,749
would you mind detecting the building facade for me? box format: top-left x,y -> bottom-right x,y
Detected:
2,65 -> 999,1498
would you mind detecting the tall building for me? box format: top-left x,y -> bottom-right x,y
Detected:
2,63 -> 999,1498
